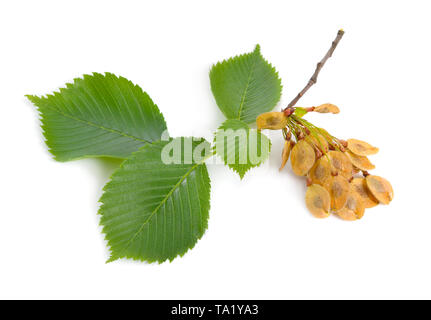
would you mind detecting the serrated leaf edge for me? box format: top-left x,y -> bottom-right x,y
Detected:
209,45 -> 283,122
99,138 -> 211,264
26,72 -> 168,161
213,119 -> 272,180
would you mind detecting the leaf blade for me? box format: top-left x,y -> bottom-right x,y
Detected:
26,73 -> 168,161
214,119 -> 271,179
210,45 -> 282,124
99,137 -> 211,263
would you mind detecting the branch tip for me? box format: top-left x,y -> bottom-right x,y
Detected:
284,30 -> 345,110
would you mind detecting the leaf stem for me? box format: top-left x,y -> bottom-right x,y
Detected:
284,29 -> 345,110
201,149 -> 217,165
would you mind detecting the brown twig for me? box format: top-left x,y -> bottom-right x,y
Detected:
284,29 -> 345,110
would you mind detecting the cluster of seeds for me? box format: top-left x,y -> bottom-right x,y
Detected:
257,104 -> 393,221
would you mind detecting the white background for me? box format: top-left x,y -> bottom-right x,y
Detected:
1,0 -> 430,299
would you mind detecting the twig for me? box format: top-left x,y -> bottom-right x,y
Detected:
284,29 -> 345,110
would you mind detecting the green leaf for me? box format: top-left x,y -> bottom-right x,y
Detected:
294,107 -> 308,118
99,137 -> 211,263
26,73 -> 168,161
210,45 -> 282,124
214,119 -> 271,179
